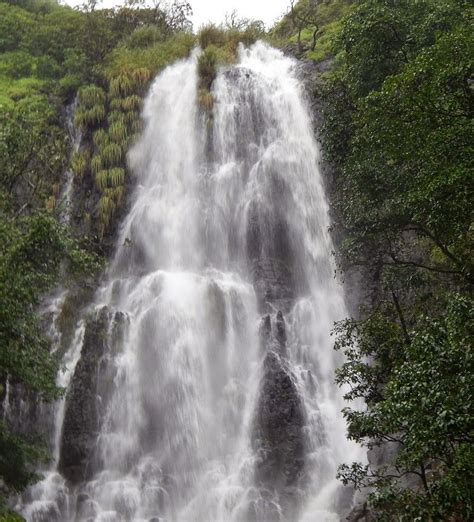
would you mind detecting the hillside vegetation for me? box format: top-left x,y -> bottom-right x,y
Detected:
318,1 -> 473,519
0,0 -> 472,520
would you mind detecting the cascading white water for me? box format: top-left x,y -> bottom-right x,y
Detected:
60,100 -> 82,225
19,42 -> 362,522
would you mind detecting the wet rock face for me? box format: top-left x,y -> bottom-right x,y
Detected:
26,501 -> 61,522
259,314 -> 272,354
221,68 -> 267,162
253,249 -> 307,519
251,258 -> 295,314
259,312 -> 287,358
76,492 -> 98,520
59,306 -> 111,483
252,350 -> 306,515
247,201 -> 296,314
345,503 -> 374,522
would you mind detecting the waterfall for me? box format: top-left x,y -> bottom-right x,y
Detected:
18,42 -> 362,522
60,99 -> 82,225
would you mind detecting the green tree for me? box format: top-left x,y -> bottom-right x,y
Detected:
336,295 -> 474,520
334,0 -> 467,97
337,26 -> 473,283
0,95 -> 67,204
0,212 -> 100,506
0,3 -> 36,53
319,1 -> 474,518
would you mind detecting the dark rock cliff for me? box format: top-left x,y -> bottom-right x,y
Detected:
253,348 -> 307,517
248,191 -> 308,519
59,306 -> 127,483
58,306 -> 110,483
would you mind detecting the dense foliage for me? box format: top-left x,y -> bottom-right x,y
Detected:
318,0 -> 473,519
0,89 -> 100,513
0,214 -> 99,511
0,0 -> 198,239
1,0 -> 472,519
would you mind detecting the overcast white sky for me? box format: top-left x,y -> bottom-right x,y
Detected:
62,1 -> 290,29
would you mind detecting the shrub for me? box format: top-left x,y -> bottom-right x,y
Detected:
97,194 -> 116,228
108,111 -> 126,126
71,149 -> 90,178
109,95 -> 141,112
74,105 -> 105,131
123,110 -> 137,126
101,143 -> 122,167
36,55 -> 60,79
112,185 -> 124,204
109,74 -> 134,98
90,154 -> 103,175
127,25 -> 164,49
58,73 -> 82,99
92,128 -> 109,149
129,118 -> 142,135
0,51 -> 34,79
108,121 -> 127,144
197,88 -> 214,110
109,98 -> 123,112
120,94 -> 141,112
77,85 -> 106,108
95,169 -> 109,191
197,45 -> 219,91
198,24 -> 227,49
105,33 -> 194,78
108,167 -> 125,188
131,68 -> 151,89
